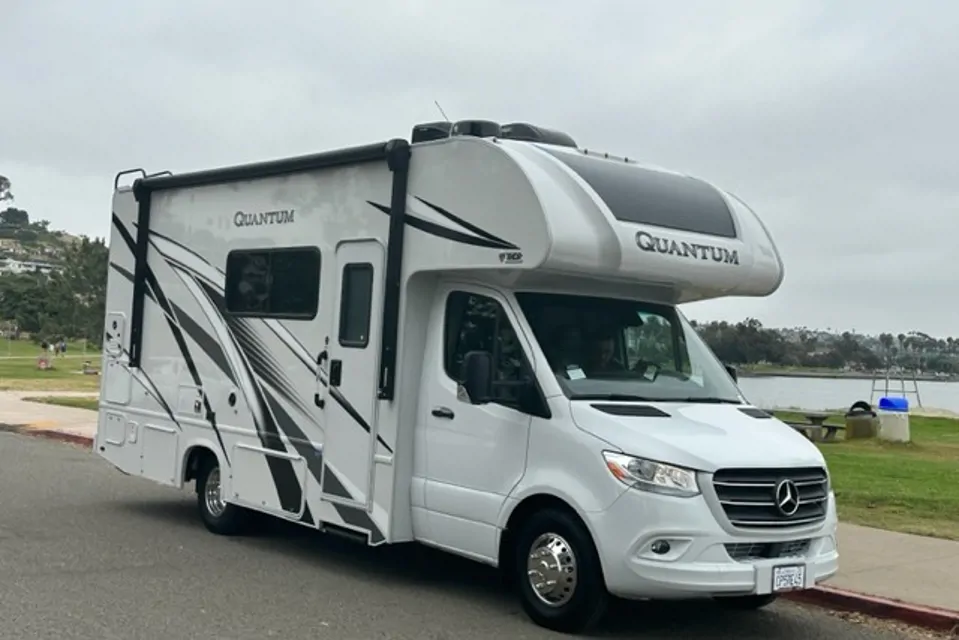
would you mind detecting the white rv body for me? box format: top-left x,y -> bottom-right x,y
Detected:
97,123 -> 837,632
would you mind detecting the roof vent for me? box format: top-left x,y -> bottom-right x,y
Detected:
411,121 -> 452,144
499,122 -> 577,148
450,119 -> 502,138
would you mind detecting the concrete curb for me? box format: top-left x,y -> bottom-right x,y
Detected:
786,586 -> 959,634
25,429 -> 94,448
0,423 -> 94,449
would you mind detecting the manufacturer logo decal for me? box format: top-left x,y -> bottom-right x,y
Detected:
234,209 -> 295,227
774,479 -> 801,517
636,230 -> 739,265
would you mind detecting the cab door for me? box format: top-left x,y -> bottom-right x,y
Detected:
420,283 -> 541,559
320,239 -> 384,510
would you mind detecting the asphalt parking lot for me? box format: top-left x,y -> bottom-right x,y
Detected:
0,432 -> 932,639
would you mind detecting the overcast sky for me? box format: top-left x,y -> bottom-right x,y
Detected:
2,1 -> 956,337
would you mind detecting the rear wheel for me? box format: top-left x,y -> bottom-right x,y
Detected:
714,594 -> 778,610
196,458 -> 250,535
513,508 -> 609,633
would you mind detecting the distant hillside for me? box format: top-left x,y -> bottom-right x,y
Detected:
0,207 -> 83,267
0,182 -> 107,346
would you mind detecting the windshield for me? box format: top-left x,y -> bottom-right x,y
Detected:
514,292 -> 743,404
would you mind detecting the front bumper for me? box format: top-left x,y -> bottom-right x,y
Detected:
588,485 -> 840,600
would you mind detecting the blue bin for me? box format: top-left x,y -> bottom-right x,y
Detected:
878,396 -> 909,412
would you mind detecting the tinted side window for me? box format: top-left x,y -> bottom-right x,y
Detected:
444,291 -> 529,410
225,247 -> 320,319
338,263 -> 374,348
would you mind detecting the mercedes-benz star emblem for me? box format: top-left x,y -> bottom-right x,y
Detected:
774,479 -> 801,517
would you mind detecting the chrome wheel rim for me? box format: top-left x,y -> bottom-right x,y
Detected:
526,532 -> 578,607
204,466 -> 226,518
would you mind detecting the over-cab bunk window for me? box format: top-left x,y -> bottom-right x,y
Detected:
225,246 -> 321,319
541,148 -> 738,239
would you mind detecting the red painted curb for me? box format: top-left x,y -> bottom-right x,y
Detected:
786,586 -> 959,633
24,429 -> 94,448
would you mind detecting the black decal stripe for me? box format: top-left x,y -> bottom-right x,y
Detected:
367,201 -> 516,250
262,374 -> 383,541
415,196 -> 517,248
114,216 -> 384,538
196,278 -> 392,454
112,216 -> 231,462
201,286 -> 317,421
121,257 -> 306,516
136,224 -> 226,274
321,466 -> 351,500
336,505 -> 386,545
192,276 -> 387,540
108,264 -> 184,427
233,319 -> 314,421
136,225 -> 318,377
326,386 -> 393,454
170,302 -> 237,386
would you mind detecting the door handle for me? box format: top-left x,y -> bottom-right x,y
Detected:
431,406 -> 455,419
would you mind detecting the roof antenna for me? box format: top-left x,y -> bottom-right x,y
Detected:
434,100 -> 451,122
434,100 -> 454,137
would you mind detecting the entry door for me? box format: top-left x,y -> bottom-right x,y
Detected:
320,239 -> 385,510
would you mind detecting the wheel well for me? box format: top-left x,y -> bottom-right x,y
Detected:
183,446 -> 217,484
497,494 -> 585,572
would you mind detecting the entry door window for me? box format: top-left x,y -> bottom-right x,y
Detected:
338,263 -> 374,348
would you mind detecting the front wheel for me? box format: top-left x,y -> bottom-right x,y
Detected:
513,508 -> 609,633
196,458 -> 250,535
714,594 -> 778,610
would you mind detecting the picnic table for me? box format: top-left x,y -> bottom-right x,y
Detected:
781,411 -> 846,442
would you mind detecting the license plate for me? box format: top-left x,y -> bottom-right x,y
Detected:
772,565 -> 806,592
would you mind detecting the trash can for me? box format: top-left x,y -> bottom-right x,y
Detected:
877,396 -> 911,443
844,401 -> 878,439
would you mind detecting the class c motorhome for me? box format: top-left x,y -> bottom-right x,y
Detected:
96,119 -> 838,633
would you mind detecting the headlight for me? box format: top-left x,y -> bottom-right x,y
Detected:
602,451 -> 700,498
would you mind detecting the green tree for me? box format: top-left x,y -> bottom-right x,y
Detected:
0,175 -> 12,203
0,207 -> 29,226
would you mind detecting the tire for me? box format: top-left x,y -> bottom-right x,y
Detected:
513,507 -> 609,633
714,594 -> 778,610
196,457 -> 250,536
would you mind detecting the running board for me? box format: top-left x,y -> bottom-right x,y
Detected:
320,522 -> 370,545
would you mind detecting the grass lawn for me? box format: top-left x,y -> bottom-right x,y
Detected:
0,340 -> 101,392
23,395 -> 100,411
773,410 -> 959,540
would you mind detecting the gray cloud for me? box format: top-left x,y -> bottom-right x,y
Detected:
2,0 -> 956,336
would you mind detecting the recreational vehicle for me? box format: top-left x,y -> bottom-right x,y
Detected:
96,119 -> 838,633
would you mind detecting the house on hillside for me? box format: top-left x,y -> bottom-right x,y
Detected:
0,258 -> 61,275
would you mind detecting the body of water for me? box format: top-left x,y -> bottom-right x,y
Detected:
737,376 -> 959,413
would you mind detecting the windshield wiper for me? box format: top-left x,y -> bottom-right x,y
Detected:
569,393 -> 655,402
672,397 -> 743,404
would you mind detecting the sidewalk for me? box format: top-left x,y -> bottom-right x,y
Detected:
1,391 -> 957,630
828,524 -> 959,612
0,390 -> 98,445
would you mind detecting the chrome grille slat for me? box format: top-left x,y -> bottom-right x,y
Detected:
712,467 -> 829,530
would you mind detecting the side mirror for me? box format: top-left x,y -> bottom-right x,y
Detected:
462,350 -> 494,404
724,363 -> 738,383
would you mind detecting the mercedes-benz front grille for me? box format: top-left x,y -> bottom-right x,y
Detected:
712,467 -> 829,529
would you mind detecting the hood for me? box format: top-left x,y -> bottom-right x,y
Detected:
569,401 -> 826,473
